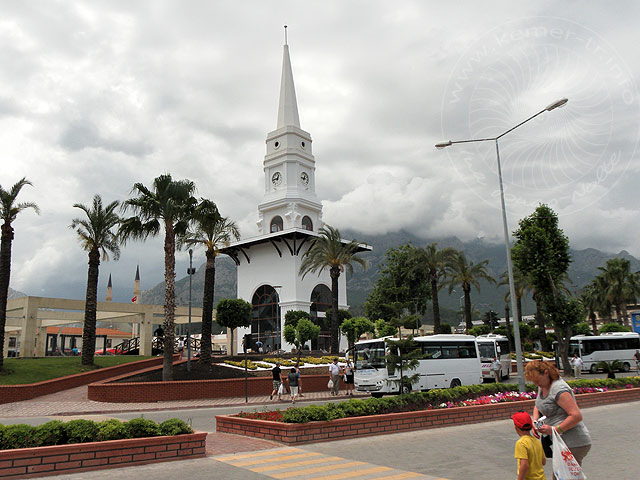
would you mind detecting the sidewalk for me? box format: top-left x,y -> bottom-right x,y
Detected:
0,380 -> 367,417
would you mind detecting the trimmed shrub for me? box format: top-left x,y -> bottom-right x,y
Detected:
126,418 -> 160,438
97,419 -> 129,441
64,419 -> 99,444
34,420 -> 66,447
2,424 -> 36,449
159,418 -> 193,436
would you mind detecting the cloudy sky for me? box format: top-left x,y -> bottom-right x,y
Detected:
2,1 -> 639,301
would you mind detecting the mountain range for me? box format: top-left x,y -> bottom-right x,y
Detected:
140,230 -> 640,325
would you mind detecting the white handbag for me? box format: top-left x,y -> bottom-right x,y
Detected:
327,379 -> 334,389
552,428 -> 587,479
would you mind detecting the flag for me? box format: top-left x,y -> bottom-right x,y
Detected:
131,296 -> 137,303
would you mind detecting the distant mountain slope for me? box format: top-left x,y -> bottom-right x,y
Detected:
142,230 -> 640,320
8,287 -> 27,299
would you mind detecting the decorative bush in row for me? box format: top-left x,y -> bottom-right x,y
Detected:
236,376 -> 640,423
0,417 -> 192,451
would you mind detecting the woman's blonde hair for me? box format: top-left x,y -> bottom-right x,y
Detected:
524,360 -> 560,381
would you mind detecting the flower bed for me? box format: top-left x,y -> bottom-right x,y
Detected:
217,378 -> 640,445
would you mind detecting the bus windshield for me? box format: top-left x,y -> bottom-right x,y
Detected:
355,341 -> 386,370
477,343 -> 496,361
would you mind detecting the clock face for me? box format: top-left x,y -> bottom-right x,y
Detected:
271,171 -> 282,186
300,172 -> 309,186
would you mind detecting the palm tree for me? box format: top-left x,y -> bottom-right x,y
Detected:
119,174 -> 197,381
580,283 -> 601,334
413,243 -> 457,334
300,225 -> 367,353
181,199 -> 239,366
70,195 -> 121,366
0,178 -> 39,370
597,258 -> 640,327
446,252 -> 495,332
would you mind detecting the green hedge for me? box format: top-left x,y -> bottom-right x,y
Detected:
280,377 -> 640,423
0,417 -> 193,451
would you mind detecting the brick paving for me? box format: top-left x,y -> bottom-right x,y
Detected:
0,381 -> 367,417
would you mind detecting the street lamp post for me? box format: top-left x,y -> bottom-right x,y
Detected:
186,249 -> 196,373
436,97 -> 568,392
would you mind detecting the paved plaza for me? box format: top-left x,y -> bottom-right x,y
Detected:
1,372 -> 639,479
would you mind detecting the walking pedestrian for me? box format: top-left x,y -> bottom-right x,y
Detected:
634,349 -> 640,371
329,358 -> 340,396
295,362 -> 304,397
570,354 -> 583,378
492,357 -> 501,383
343,358 -> 355,395
526,360 -> 592,479
270,361 -> 284,401
511,411 -> 546,480
288,367 -> 299,404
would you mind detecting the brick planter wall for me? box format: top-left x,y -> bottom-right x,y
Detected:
216,387 -> 640,445
88,368 -> 332,403
0,355 -> 180,405
0,431 -> 206,479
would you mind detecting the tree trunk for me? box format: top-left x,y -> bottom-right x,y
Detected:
463,284 -> 472,332
615,304 -> 623,325
621,302 -> 629,328
0,223 -> 14,370
162,223 -> 176,381
590,312 -> 598,335
430,272 -> 441,334
330,266 -> 341,354
533,293 -> 549,351
81,247 -> 100,366
555,325 -> 571,376
200,249 -> 215,366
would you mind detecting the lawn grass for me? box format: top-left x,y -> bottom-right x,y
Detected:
0,356 -> 153,385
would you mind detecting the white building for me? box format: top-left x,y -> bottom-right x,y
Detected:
221,39 -> 370,354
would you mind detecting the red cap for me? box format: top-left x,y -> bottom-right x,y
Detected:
511,411 -> 533,430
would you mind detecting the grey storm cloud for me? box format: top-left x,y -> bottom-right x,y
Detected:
1,0 -> 640,300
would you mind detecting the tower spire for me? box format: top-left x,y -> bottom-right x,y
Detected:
277,30 -> 300,129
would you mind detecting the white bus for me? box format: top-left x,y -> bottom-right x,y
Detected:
353,335 -> 482,397
561,332 -> 640,373
476,334 -> 511,382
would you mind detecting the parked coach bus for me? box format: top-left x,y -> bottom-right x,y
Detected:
557,332 -> 640,373
353,335 -> 482,397
476,334 -> 512,382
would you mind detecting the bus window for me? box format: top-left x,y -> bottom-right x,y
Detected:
423,344 -> 441,359
355,342 -> 386,370
441,345 -> 459,359
478,343 -> 496,361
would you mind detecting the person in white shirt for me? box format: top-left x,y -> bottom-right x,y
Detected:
491,357 -> 501,383
571,354 -> 583,378
328,358 -> 341,395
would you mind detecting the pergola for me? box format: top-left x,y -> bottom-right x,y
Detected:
4,296 -> 205,357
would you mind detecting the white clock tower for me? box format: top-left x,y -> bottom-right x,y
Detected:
257,42 -> 323,236
221,35 -> 370,354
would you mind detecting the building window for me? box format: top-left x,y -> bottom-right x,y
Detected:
302,216 -> 313,231
270,216 -> 283,233
310,284 -> 332,351
251,285 -> 281,351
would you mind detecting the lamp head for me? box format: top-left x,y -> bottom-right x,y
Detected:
435,141 -> 452,150
545,97 -> 568,111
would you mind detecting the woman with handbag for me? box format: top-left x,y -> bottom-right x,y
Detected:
525,360 -> 591,479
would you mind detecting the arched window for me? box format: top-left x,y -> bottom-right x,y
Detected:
301,216 -> 313,231
251,285 -> 281,351
310,284 -> 332,351
270,216 -> 283,233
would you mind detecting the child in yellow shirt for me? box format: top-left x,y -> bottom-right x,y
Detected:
511,411 -> 546,480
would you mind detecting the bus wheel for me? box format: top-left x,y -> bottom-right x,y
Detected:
497,371 -> 503,383
622,362 -> 630,372
590,364 -> 598,374
450,379 -> 462,388
371,393 -> 383,398
400,384 -> 412,395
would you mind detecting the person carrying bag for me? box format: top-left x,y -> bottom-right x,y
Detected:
552,428 -> 587,479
